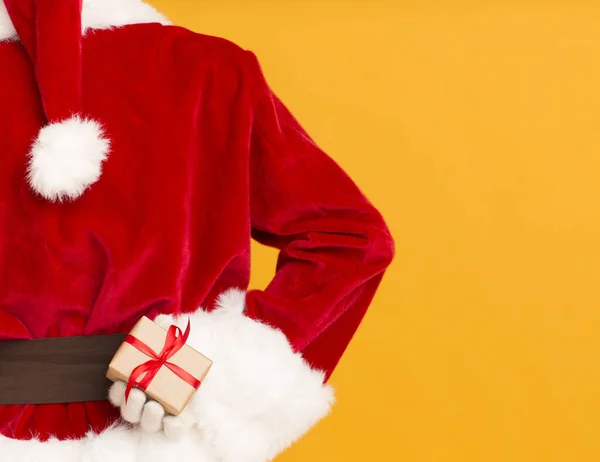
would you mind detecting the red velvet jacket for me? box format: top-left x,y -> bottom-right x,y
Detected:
0,0 -> 393,457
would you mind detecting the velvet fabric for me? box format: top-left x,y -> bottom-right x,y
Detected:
5,0 -> 85,121
0,21 -> 394,442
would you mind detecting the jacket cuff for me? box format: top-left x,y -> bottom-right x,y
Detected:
159,287 -> 335,461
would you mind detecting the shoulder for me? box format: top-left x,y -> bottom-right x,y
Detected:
91,22 -> 268,107
156,26 -> 259,80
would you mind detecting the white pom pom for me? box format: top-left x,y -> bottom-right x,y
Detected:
27,115 -> 110,201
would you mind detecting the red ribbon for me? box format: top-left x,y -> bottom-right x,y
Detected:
124,319 -> 201,402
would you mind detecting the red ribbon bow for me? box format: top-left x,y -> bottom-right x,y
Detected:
124,319 -> 201,402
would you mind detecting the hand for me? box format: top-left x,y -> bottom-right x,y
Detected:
108,380 -> 196,439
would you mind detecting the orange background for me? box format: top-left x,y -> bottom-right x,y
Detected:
151,1 -> 600,461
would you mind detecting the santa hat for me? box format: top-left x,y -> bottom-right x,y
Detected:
4,0 -> 110,202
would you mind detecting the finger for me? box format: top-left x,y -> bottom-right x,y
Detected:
154,314 -> 174,329
120,388 -> 147,424
163,408 -> 196,440
108,381 -> 126,407
140,400 -> 165,433
163,415 -> 187,440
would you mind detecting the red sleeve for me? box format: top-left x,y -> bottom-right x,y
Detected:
243,52 -> 395,379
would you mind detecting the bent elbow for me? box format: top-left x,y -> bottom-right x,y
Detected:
365,213 -> 395,269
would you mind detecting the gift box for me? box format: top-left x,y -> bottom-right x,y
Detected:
107,316 -> 212,416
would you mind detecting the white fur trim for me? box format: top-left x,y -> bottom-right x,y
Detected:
82,0 -> 171,32
0,289 -> 335,462
0,2 -> 16,42
0,0 -> 170,42
27,115 -> 110,201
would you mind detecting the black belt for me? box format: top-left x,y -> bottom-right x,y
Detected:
0,334 -> 127,405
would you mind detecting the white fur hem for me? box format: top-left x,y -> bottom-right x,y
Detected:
0,289 -> 335,462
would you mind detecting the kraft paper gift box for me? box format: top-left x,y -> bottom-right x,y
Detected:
107,316 -> 212,416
